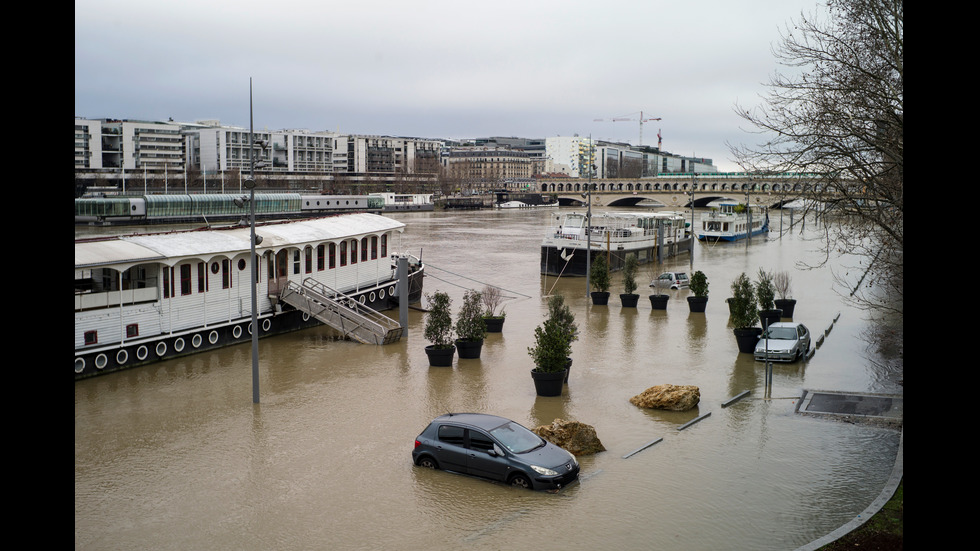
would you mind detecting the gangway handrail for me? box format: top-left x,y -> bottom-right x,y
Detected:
280,278 -> 402,344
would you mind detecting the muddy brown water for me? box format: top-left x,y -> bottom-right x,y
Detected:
75,208 -> 902,550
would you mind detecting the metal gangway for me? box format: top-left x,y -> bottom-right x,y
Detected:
278,278 -> 403,344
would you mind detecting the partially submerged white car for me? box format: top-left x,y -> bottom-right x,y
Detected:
754,322 -> 810,362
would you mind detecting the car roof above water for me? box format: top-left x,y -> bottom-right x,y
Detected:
433,413 -> 511,430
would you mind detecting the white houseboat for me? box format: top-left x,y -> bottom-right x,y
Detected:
696,201 -> 769,242
368,193 -> 434,212
75,214 -> 424,379
541,211 -> 690,277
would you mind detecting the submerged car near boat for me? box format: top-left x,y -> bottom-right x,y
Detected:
412,413 -> 579,491
650,271 -> 689,290
754,322 -> 811,362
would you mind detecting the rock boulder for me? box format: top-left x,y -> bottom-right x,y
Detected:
630,384 -> 700,411
532,418 -> 606,456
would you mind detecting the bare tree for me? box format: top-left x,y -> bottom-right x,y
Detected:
731,0 -> 903,318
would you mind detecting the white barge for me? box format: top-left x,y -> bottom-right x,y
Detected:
541,211 -> 691,277
75,213 -> 423,379
696,201 -> 769,242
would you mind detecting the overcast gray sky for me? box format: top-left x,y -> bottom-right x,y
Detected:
75,0 -> 820,172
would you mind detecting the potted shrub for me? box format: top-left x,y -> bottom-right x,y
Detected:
480,284 -> 506,333
546,293 -> 577,383
619,253 -> 639,307
454,289 -> 486,359
528,294 -> 576,395
589,254 -> 611,305
423,291 -> 455,366
687,270 -> 708,313
755,268 -> 782,329
773,271 -> 796,319
648,273 -> 669,310
729,273 -> 761,353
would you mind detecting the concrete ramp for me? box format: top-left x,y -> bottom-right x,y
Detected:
797,390 -> 903,425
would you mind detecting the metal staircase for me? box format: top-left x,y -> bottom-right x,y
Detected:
278,278 -> 403,344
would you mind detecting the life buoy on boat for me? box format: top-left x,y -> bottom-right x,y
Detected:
95,354 -> 108,370
156,342 -> 167,356
379,288 -> 386,299
174,338 -> 185,352
137,345 -> 149,360
302,312 -> 310,322
192,334 -> 203,348
75,357 -> 85,374
262,318 -> 271,332
209,330 -> 219,344
233,325 -> 243,339
116,349 -> 128,365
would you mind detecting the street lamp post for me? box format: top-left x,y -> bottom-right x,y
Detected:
247,79 -> 261,404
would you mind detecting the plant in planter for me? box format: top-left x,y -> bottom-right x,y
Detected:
423,291 -> 455,366
528,294 -> 576,395
729,273 -> 761,353
773,270 -> 796,319
687,270 -> 709,313
648,272 -> 670,310
547,293 -> 577,383
755,268 -> 781,329
589,253 -> 611,305
480,284 -> 506,333
620,253 -> 639,307
454,289 -> 486,359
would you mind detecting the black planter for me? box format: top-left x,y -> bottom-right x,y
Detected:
759,309 -> 783,329
591,291 -> 610,305
774,299 -> 797,319
620,293 -> 639,307
726,298 -> 736,316
455,339 -> 483,359
649,294 -> 669,310
483,316 -> 505,333
425,345 -> 455,366
687,296 -> 708,313
531,368 -> 567,396
733,327 -> 763,353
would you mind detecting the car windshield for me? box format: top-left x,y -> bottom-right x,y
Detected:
489,422 -> 545,454
763,327 -> 798,340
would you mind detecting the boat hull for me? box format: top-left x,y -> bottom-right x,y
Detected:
74,270 -> 423,380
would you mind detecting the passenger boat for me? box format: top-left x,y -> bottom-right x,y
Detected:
74,213 -> 424,379
493,192 -> 558,209
540,211 -> 691,277
368,192 -> 435,212
696,201 -> 769,242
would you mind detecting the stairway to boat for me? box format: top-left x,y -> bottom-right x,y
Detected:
278,279 -> 403,344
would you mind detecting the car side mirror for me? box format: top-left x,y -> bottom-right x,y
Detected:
489,444 -> 504,457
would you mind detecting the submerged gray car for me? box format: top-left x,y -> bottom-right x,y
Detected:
412,413 -> 579,490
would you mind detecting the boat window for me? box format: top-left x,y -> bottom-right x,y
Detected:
361,237 -> 369,262
305,246 -> 313,274
222,260 -> 231,289
371,236 -> 378,260
381,234 -> 388,257
180,264 -> 192,296
126,324 -> 139,338
197,262 -> 207,293
340,242 -> 347,267
329,243 -> 337,269
293,250 -> 301,274
84,331 -> 98,345
350,239 -> 358,265
317,245 -> 325,271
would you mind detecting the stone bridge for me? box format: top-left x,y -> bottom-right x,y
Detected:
535,174 -> 821,209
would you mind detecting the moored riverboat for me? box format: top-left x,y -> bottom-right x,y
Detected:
696,201 -> 769,242
74,213 -> 423,379
541,211 -> 690,276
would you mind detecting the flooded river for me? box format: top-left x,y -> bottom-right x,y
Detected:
75,207 -> 902,550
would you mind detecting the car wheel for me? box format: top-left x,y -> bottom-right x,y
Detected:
509,473 -> 532,489
417,456 -> 439,469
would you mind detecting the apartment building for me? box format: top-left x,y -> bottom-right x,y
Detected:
444,147 -> 533,190
75,118 -> 185,172
330,135 -> 442,174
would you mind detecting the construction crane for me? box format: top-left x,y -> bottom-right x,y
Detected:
593,111 -> 662,147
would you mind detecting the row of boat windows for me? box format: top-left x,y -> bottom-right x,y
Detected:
160,235 -> 389,298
